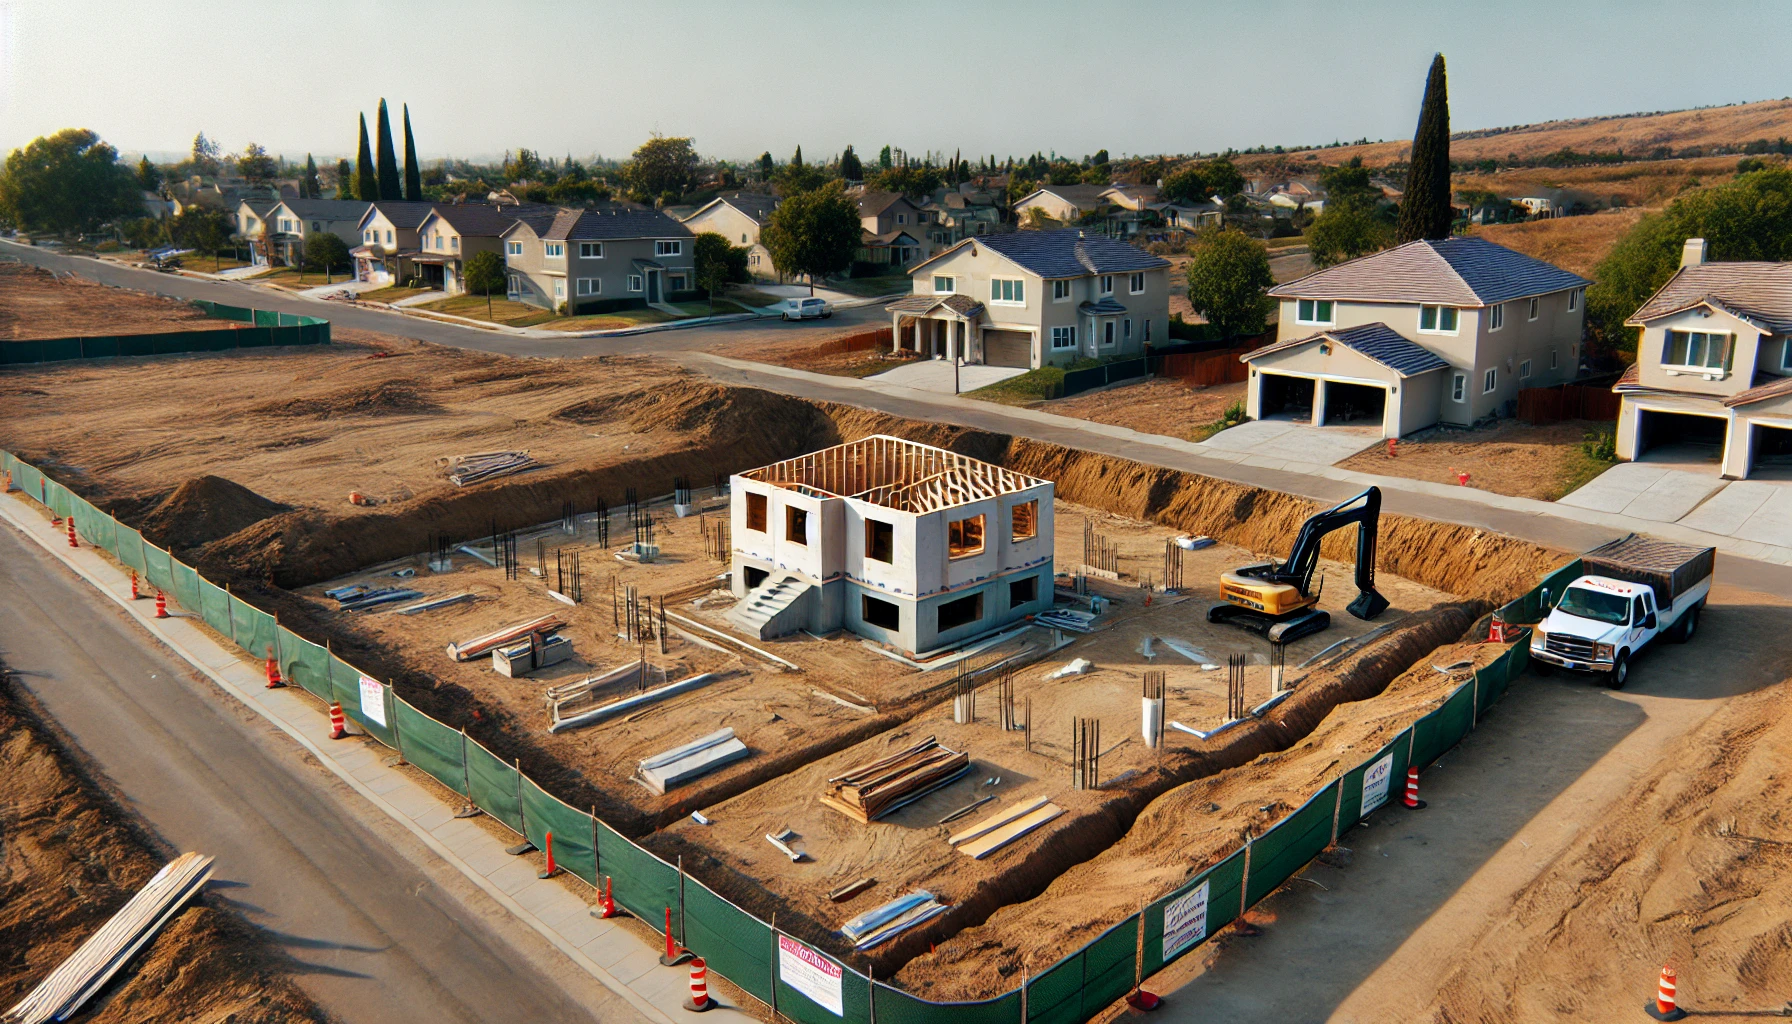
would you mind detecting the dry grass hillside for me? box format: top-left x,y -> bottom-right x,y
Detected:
1470,209 -> 1644,278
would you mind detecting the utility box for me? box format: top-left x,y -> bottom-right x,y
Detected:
493,633 -> 573,678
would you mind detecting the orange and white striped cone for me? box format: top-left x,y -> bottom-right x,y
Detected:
154,589 -> 169,619
598,876 -> 619,918
264,647 -> 285,689
328,702 -> 347,740
1402,767 -> 1426,809
1645,964 -> 1687,1021
537,831 -> 562,879
66,517 -> 78,548
682,957 -> 713,1012
660,906 -> 692,966
129,570 -> 142,600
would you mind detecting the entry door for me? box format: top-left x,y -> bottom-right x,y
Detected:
648,270 -> 661,302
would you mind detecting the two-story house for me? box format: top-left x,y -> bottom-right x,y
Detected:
1248,237 -> 1589,438
235,199 -> 280,264
889,228 -> 1171,370
727,435 -> 1054,654
411,203 -> 552,294
258,198 -> 372,266
1010,184 -> 1110,225
919,187 -> 1002,249
351,200 -> 437,285
1612,238 -> 1792,478
854,190 -> 925,268
681,192 -> 779,279
502,205 -> 696,312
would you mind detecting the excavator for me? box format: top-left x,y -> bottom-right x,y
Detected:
1207,486 -> 1389,643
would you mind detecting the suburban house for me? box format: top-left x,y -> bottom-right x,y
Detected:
1248,237 -> 1589,438
1010,184 -> 1110,224
1612,238 -> 1792,479
235,199 -> 278,251
726,435 -> 1054,655
411,203 -> 548,294
854,190 -> 926,268
352,200 -> 438,285
250,198 -> 371,266
681,192 -> 780,279
918,188 -> 1002,248
888,228 -> 1171,369
502,205 -> 696,312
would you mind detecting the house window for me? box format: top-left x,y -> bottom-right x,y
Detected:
948,514 -> 985,558
579,242 -> 604,259
1488,303 -> 1504,331
1010,500 -> 1037,541
1103,321 -> 1116,346
506,241 -> 523,256
991,278 -> 1025,304
786,506 -> 808,544
656,240 -> 682,256
1483,367 -> 1497,394
544,242 -> 564,258
1420,305 -> 1459,333
862,595 -> 901,630
1129,273 -> 1145,294
1451,373 -> 1466,402
1052,279 -> 1071,301
745,493 -> 767,532
1567,288 -> 1580,311
741,233 -> 749,243
311,221 -> 321,232
1520,358 -> 1532,379
1550,349 -> 1559,370
437,234 -> 447,251
936,592 -> 983,632
933,275 -> 954,293
1781,341 -> 1792,372
1296,299 -> 1334,325
896,213 -> 906,224
576,278 -> 601,296
507,274 -> 520,296
1528,297 -> 1540,320
1099,275 -> 1114,295
1144,319 -> 1152,342
750,254 -> 760,266
385,230 -> 393,244
670,274 -> 688,290
1050,326 -> 1076,350
553,279 -> 565,300
865,519 -> 894,563
629,275 -> 643,292
1664,330 -> 1730,372
1009,575 -> 1038,607
451,237 -> 459,252
1124,318 -> 1132,341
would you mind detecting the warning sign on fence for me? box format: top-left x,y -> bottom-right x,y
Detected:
778,935 -> 843,1016
1161,879 -> 1210,961
358,675 -> 388,727
1362,752 -> 1394,815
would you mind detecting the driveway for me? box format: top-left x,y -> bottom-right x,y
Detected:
864,358 -> 1027,394
1199,418 -> 1383,466
1560,460 -> 1792,547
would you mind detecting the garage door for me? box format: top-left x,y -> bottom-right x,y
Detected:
983,329 -> 1033,368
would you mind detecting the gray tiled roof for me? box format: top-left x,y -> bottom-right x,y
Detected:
714,193 -> 778,224
1725,372 -> 1792,407
855,191 -> 911,218
363,200 -> 439,229
971,229 -> 1170,278
1079,297 -> 1128,315
1269,237 -> 1589,307
1242,322 -> 1451,378
274,198 -> 371,220
1626,262 -> 1792,333
545,205 -> 692,241
428,203 -> 532,237
887,293 -> 984,318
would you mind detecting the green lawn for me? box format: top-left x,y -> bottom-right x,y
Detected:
537,298 -> 753,333
1264,235 -> 1309,250
966,366 -> 1067,406
414,294 -> 563,327
255,266 -> 352,289
824,274 -> 911,297
357,284 -> 436,304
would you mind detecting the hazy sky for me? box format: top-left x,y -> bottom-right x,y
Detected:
3,0 -> 1787,165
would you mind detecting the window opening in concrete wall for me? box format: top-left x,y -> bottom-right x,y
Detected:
1010,500 -> 1037,541
746,492 -> 767,532
865,518 -> 894,563
786,506 -> 808,544
948,514 -> 985,558
743,566 -> 768,590
937,592 -> 983,631
862,594 -> 901,630
1009,575 -> 1037,607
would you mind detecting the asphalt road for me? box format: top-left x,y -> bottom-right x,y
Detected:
0,522 -> 643,1024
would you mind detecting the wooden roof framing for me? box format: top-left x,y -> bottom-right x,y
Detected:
741,434 -> 1044,514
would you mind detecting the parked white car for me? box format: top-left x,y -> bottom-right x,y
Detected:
779,297 -> 832,321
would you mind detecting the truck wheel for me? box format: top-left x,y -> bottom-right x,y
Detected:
1532,661 -> 1553,677
1677,606 -> 1699,642
1605,653 -> 1629,689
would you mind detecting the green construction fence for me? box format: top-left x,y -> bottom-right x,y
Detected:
0,301 -> 329,365
0,445 -> 1557,1024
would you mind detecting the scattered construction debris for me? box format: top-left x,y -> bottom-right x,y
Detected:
5,851 -> 215,1024
447,614 -> 566,661
821,737 -> 972,823
1045,658 -> 1094,680
396,592 -> 475,615
493,632 -> 575,678
549,667 -> 713,733
936,794 -> 995,826
841,891 -> 949,950
1036,608 -> 1097,633
440,449 -> 539,486
638,727 -> 749,794
827,877 -> 877,903
948,796 -> 1065,860
765,829 -> 807,862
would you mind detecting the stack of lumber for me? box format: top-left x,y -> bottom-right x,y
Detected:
439,450 -> 539,486
638,727 -> 748,794
840,891 -> 949,950
446,614 -> 566,661
550,671 -> 713,734
820,737 -> 970,823
948,796 -> 1064,859
6,852 -> 214,1024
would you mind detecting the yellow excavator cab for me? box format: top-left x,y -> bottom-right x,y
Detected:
1219,572 -> 1317,616
1208,487 -> 1388,644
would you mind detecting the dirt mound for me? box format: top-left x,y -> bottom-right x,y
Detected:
136,475 -> 290,551
257,379 -> 443,418
555,377 -> 836,448
0,675 -> 323,1023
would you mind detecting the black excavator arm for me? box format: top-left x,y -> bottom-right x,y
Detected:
1238,486 -> 1389,621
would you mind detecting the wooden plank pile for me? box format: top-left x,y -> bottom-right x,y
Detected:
446,614 -> 566,662
948,796 -> 1064,860
439,450 -> 539,486
820,736 -> 970,823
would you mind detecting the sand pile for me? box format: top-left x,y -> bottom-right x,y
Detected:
135,475 -> 290,550
257,379 -> 443,418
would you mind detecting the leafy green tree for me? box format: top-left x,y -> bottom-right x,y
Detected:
1397,53 -> 1453,242
0,129 -> 140,236
300,154 -> 319,198
624,135 -> 698,202
1318,157 -> 1380,210
402,104 -> 421,200
761,181 -> 860,294
759,151 -> 774,180
122,216 -> 166,249
1200,158 -> 1246,200
1587,167 -> 1792,357
839,145 -> 863,181
775,160 -> 830,196
191,131 -> 220,175
355,114 -> 376,201
1305,203 -> 1392,267
239,142 -> 277,186
464,249 -> 506,318
692,231 -> 750,311
548,178 -> 612,205
1184,230 -> 1274,338
791,145 -> 803,168
1166,157 -> 1248,202
1090,148 -> 1109,167
878,145 -> 892,171
870,163 -> 941,197
503,147 -> 541,183
375,99 -> 400,200
135,155 -> 162,192
302,231 -> 351,282
335,158 -> 354,199
169,206 -> 233,269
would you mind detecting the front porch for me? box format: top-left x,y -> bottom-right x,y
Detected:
887,293 -> 991,364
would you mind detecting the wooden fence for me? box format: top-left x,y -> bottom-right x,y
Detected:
1516,383 -> 1621,424
1156,345 -> 1256,387
812,327 -> 892,357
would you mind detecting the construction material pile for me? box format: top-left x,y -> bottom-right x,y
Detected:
841,891 -> 949,950
446,614 -> 566,662
325,583 -> 423,612
6,852 -> 214,1024
948,796 -> 1064,859
638,727 -> 749,794
439,450 -> 538,486
820,737 -> 970,823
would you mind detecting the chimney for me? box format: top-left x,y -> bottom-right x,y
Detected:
1681,237 -> 1708,268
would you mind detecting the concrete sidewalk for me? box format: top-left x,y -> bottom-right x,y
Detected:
0,488 -> 752,1024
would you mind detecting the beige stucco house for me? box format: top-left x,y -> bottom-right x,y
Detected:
1249,237 -> 1589,438
502,205 -> 695,312
682,193 -> 779,279
412,204 -> 551,295
1612,238 -> 1792,478
256,198 -> 371,266
1010,184 -> 1109,225
352,200 -> 437,284
854,190 -> 925,267
890,228 -> 1171,370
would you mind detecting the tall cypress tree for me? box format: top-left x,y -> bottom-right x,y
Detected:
402,103 -> 421,200
792,145 -> 803,168
1397,53 -> 1453,242
375,99 -> 401,200
302,154 -> 319,198
335,158 -> 353,199
355,114 -> 377,202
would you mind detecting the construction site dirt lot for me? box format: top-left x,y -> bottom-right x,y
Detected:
0,261 -> 222,340
0,670 -> 324,1024
1337,418 -> 1616,501
1037,378 -> 1246,438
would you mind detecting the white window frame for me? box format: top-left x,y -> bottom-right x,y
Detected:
451,236 -> 459,252
1488,303 -> 1504,331
655,239 -> 683,257
579,242 -> 604,259
1052,279 -> 1071,302
1128,272 -> 1145,294
990,277 -> 1025,305
506,241 -> 523,256
1451,372 -> 1466,402
1483,367 -> 1498,394
507,274 -> 521,296
1567,288 -> 1581,312
553,279 -> 566,300
1528,296 -> 1540,320
576,278 -> 601,296
1419,304 -> 1460,335
1296,298 -> 1334,326
1050,326 -> 1077,350
1520,358 -> 1532,379
544,241 -> 564,259
385,229 -> 393,244
1662,329 -> 1731,375
933,275 -> 954,294
1099,275 -> 1114,296
628,274 -> 643,292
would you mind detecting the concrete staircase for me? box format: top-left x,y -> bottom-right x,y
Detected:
727,573 -> 814,640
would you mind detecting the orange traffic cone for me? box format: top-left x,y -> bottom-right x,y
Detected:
683,957 -> 713,1012
537,831 -> 562,879
328,702 -> 347,740
66,517 -> 78,548
597,876 -> 619,918
659,906 -> 692,966
1402,767 -> 1426,809
1645,964 -> 1687,1021
265,647 -> 285,689
129,570 -> 142,600
154,589 -> 169,619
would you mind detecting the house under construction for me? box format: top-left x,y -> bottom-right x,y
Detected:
727,435 -> 1055,655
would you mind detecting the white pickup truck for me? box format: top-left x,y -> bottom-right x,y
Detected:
1530,536 -> 1714,689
